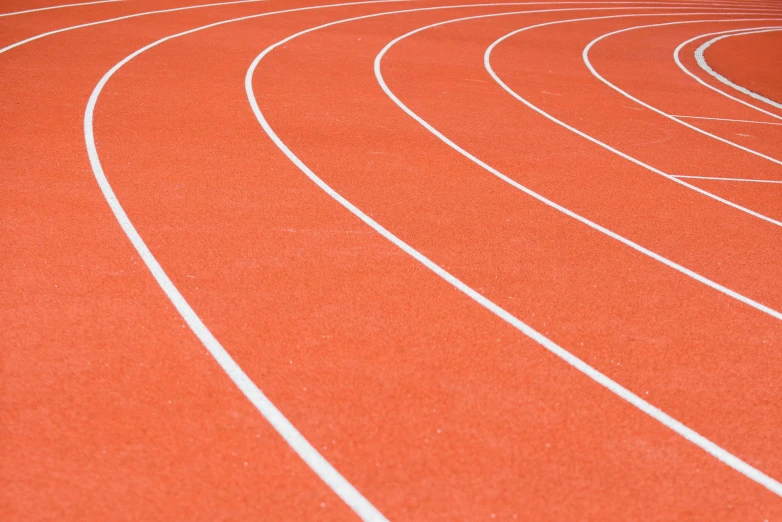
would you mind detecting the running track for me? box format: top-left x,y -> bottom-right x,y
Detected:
2,0 -> 781,520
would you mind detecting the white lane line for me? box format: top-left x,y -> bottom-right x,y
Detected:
83,1 -> 720,518
675,27 -> 782,121
673,114 -> 782,124
674,175 -> 782,182
377,13 -> 782,316
583,20 -> 782,166
696,27 -> 782,110
485,15 -> 782,228
0,0 -> 124,17
1,0 -> 778,55
246,6 -> 782,500
0,0 -> 270,55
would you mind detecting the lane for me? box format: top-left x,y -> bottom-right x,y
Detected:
90,2 -> 781,519
0,1 -> 366,520
700,27 -> 782,105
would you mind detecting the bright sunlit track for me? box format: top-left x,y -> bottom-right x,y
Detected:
2,0 -> 781,520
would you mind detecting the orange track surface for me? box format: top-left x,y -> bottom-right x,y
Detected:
2,1 -> 781,520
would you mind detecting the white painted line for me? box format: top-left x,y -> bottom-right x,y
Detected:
673,114 -> 782,124
377,11 -> 782,317
246,6 -> 782,500
0,0 -> 124,18
0,0 -> 271,56
695,27 -> 782,110
485,14 -> 782,228
1,0 -> 777,55
583,20 -> 782,166
675,27 -> 782,121
673,175 -> 782,182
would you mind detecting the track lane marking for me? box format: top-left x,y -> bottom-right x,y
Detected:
0,0 -> 272,56
583,20 -> 782,165
2,0 -> 779,55
695,27 -> 782,110
246,4 -> 782,500
0,0 -> 124,17
675,27 -> 782,120
485,14 -> 782,227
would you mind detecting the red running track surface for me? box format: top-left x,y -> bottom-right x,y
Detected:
2,0 -> 781,520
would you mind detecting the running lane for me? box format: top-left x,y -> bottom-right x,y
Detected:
91,3 -> 781,520
701,27 -> 782,102
1,1 -> 363,519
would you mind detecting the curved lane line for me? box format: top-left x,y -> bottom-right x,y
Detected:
0,0 -> 270,56
485,15 -> 782,227
695,27 -> 782,110
583,20 -> 782,165
0,0 -> 124,17
2,0 -> 781,55
376,13 -> 782,318
675,27 -> 782,120
245,6 -> 782,498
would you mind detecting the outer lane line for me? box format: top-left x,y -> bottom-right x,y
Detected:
245,5 -> 782,499
675,27 -> 782,120
485,15 -> 782,227
695,27 -> 782,110
583,20 -> 782,166
376,12 -> 782,317
673,174 -> 782,182
1,0 -> 780,55
0,0 -> 124,17
0,0 -> 272,56
673,114 -> 782,124
82,1 -> 733,518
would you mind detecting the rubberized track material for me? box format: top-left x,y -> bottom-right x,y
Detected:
2,0 -> 781,520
